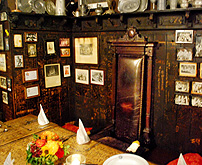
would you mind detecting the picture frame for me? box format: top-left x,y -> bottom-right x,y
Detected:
2,91 -> 8,104
179,62 -> 197,77
1,12 -> 7,21
191,95 -> 202,107
90,69 -> 104,85
60,48 -> 70,57
44,39 -> 57,59
75,68 -> 89,84
4,37 -> 9,51
24,32 -> 37,42
175,80 -> 189,93
0,76 -> 7,90
74,37 -> 98,64
59,38 -> 70,47
63,65 -> 71,77
25,84 -> 40,99
0,24 -> 4,50
7,78 -> 12,91
22,68 -> 39,83
191,81 -> 202,95
14,55 -> 24,68
175,93 -> 190,105
14,34 -> 23,48
176,47 -> 193,61
195,36 -> 202,57
44,63 -> 61,88
0,53 -> 6,72
27,44 -> 37,57
175,30 -> 193,43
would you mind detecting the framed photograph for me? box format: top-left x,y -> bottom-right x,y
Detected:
22,68 -> 39,83
195,36 -> 202,57
25,85 -> 40,99
24,32 -> 37,42
179,62 -> 197,77
0,53 -> 6,72
191,95 -> 202,107
0,24 -> 4,50
27,44 -> 37,57
63,65 -> 71,77
14,55 -> 24,68
175,30 -> 193,43
176,47 -> 193,61
175,94 -> 190,105
75,68 -> 89,84
90,69 -> 104,85
7,78 -> 12,91
175,80 -> 189,93
4,37 -> 9,51
0,76 -> 7,89
2,91 -> 8,104
44,63 -> 61,88
74,37 -> 98,64
59,38 -> 70,47
191,81 -> 202,95
14,34 -> 23,48
60,48 -> 70,57
44,40 -> 57,59
1,12 -> 7,21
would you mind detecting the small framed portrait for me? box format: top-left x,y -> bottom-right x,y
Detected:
0,53 -> 6,72
60,48 -> 70,57
175,93 -> 190,105
25,85 -> 40,99
90,69 -> 104,85
0,24 -> 4,50
44,40 -> 57,59
59,38 -> 70,47
24,32 -> 37,42
0,76 -> 7,89
4,37 -> 9,51
14,55 -> 24,68
191,95 -> 202,107
179,62 -> 197,77
1,12 -> 7,21
175,30 -> 193,44
22,68 -> 39,83
175,80 -> 189,93
7,78 -> 12,91
191,81 -> 202,95
75,68 -> 89,84
2,91 -> 8,104
63,65 -> 71,77
14,34 -> 23,48
27,44 -> 37,57
195,36 -> 202,57
176,47 -> 193,61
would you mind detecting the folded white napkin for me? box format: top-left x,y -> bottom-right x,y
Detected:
4,152 -> 14,165
38,104 -> 49,126
177,153 -> 187,165
126,140 -> 140,153
76,119 -> 90,145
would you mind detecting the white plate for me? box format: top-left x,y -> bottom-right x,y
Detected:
18,0 -> 32,13
137,0 -> 148,12
31,0 -> 46,14
118,0 -> 140,13
103,153 -> 149,165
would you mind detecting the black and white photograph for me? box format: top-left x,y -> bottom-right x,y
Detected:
0,76 -> 7,89
25,32 -> 37,42
175,94 -> 190,105
28,44 -> 37,57
175,30 -> 193,43
0,53 -> 6,72
14,55 -> 24,68
195,36 -> 202,57
191,95 -> 202,107
75,68 -> 89,84
191,81 -> 202,95
175,80 -> 189,93
2,91 -> 8,104
0,24 -> 4,50
90,69 -> 104,85
1,12 -> 7,21
179,62 -> 197,77
176,47 -> 193,61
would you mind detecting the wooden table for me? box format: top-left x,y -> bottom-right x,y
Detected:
0,115 -> 157,165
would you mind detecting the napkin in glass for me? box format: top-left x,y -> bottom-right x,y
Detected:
76,119 -> 90,145
38,104 -> 49,125
4,152 -> 14,165
177,153 -> 187,165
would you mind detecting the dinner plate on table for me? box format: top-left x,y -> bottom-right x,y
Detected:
18,0 -> 32,13
103,153 -> 149,165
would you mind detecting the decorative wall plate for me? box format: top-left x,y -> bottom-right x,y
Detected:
31,0 -> 46,14
118,0 -> 140,13
18,0 -> 32,13
45,0 -> 56,15
137,0 -> 148,12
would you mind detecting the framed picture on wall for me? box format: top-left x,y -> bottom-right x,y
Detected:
60,48 -> 70,57
14,55 -> 24,68
1,12 -> 7,21
0,24 -> 4,50
63,65 -> 71,77
4,37 -> 9,51
74,37 -> 98,64
25,85 -> 40,99
179,62 -> 197,77
195,36 -> 202,57
191,81 -> 202,95
0,53 -> 6,72
90,69 -> 104,85
24,32 -> 37,42
14,34 -> 23,48
175,30 -> 193,44
191,95 -> 202,107
59,38 -> 70,47
75,68 -> 89,84
22,68 -> 39,83
44,63 -> 61,88
27,44 -> 37,57
175,80 -> 189,93
175,93 -> 190,105
2,91 -> 8,104
44,39 -> 57,59
0,76 -> 7,89
176,47 -> 193,61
